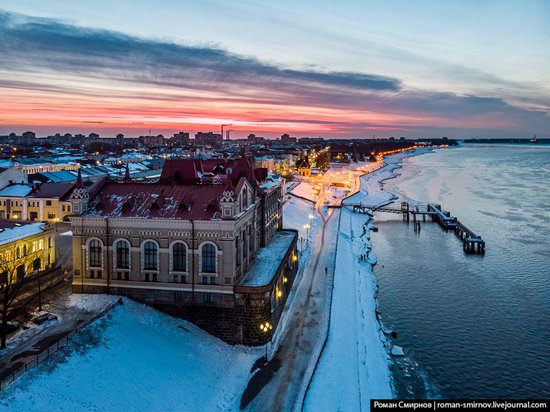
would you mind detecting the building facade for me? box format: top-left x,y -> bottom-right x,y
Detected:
0,220 -> 60,318
13,159 -> 80,174
0,182 -> 76,222
70,155 -> 296,345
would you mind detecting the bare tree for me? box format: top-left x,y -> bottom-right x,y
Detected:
0,240 -> 46,349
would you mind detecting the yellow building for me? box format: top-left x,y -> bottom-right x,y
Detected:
0,182 -> 75,222
0,220 -> 56,276
0,220 -> 59,331
296,156 -> 311,177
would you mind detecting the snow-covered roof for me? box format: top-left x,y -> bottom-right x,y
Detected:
0,222 -> 47,246
238,230 -> 296,287
260,179 -> 281,189
0,184 -> 33,197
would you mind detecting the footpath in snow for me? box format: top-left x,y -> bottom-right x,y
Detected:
304,149 -> 432,411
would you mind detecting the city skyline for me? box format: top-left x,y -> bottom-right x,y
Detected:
1,1 -> 549,138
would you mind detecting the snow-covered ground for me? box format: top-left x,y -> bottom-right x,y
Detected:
1,294 -> 117,354
0,298 -> 258,412
290,181 -> 317,202
305,149 -> 432,411
349,149 -> 433,210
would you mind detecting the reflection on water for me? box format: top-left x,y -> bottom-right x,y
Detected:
372,145 -> 550,398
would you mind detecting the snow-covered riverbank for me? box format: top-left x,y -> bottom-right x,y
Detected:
304,149 -> 432,411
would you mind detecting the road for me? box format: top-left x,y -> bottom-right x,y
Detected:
248,204 -> 339,411
246,168 -> 358,411
246,163 -> 384,411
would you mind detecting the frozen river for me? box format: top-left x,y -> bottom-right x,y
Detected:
372,145 -> 550,398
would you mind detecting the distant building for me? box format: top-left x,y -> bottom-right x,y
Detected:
13,132 -> 36,146
139,135 -> 165,146
12,158 -> 80,174
255,157 -> 275,172
194,132 -> 223,148
171,132 -> 190,144
296,154 -> 311,177
140,135 -> 160,146
280,133 -> 297,145
70,154 -> 297,345
247,134 -> 265,145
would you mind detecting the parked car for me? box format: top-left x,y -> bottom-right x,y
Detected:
32,313 -> 58,325
0,321 -> 20,333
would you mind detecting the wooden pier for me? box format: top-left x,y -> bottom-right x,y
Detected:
348,201 -> 485,254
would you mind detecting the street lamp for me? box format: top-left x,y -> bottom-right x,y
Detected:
259,321 -> 273,360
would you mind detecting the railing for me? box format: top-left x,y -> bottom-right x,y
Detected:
0,298 -> 122,392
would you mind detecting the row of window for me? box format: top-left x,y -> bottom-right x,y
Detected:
2,238 -> 52,262
98,271 -> 219,285
0,200 -> 54,207
88,239 -> 217,273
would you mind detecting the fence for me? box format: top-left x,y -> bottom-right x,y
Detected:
0,298 -> 122,392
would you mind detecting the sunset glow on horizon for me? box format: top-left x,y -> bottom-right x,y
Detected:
1,1 -> 549,138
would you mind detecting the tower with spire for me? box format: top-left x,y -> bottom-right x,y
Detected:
123,163 -> 132,183
220,170 -> 236,219
70,169 -> 89,215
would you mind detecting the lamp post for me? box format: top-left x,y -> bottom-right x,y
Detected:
36,269 -> 42,312
259,321 -> 273,361
303,223 -> 310,241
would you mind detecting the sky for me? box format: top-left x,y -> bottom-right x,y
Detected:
0,0 -> 549,139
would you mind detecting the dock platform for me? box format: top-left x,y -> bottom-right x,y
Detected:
348,201 -> 485,254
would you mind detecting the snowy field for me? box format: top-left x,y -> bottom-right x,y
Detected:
305,149 -> 432,411
0,298 -> 258,412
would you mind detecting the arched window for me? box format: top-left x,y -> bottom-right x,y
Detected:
172,242 -> 187,272
89,239 -> 102,267
143,241 -> 158,270
116,240 -> 130,269
201,243 -> 216,273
